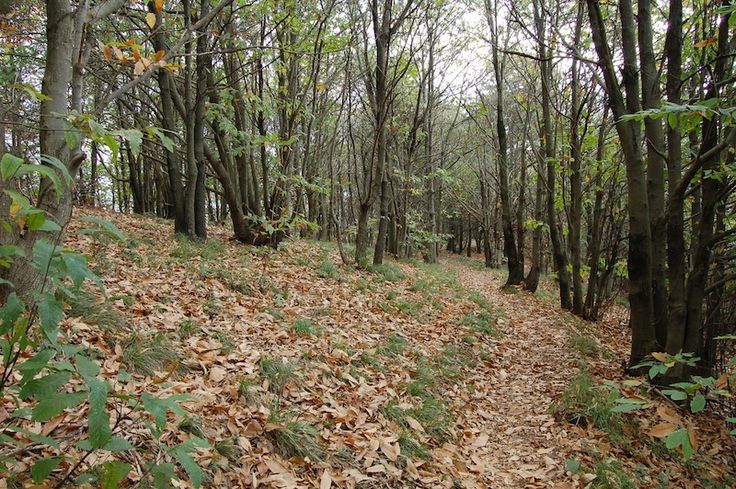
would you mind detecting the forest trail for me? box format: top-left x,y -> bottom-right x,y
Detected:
443,259 -> 581,488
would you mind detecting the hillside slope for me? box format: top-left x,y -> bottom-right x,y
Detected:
8,209 -> 732,488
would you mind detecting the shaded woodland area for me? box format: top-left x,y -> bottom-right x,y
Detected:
1,0 -> 736,487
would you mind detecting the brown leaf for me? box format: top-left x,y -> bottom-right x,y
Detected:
320,469 -> 332,489
649,422 -> 677,438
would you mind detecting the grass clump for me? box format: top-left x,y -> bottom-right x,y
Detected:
462,310 -> 499,337
122,332 -> 179,376
214,332 -> 235,354
170,235 -> 223,261
315,259 -> 342,280
292,317 -> 318,337
405,364 -> 436,398
260,357 -> 297,394
397,431 -> 430,462
592,460 -> 637,489
569,332 -> 600,358
268,406 -> 324,461
408,396 -> 453,442
368,263 -> 405,282
376,333 -> 408,357
65,288 -> 128,333
179,416 -> 205,438
382,396 -> 453,443
556,370 -> 625,444
237,377 -> 259,404
179,320 -> 200,339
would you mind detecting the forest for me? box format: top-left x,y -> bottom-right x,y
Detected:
0,0 -> 735,487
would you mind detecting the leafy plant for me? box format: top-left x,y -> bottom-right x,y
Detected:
0,155 -> 202,487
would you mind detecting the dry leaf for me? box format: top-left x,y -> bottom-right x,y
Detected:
320,469 -> 332,489
694,37 -> 717,48
146,12 -> 157,29
649,422 -> 677,438
651,352 -> 668,362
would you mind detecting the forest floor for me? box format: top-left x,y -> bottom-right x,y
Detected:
15,209 -> 734,488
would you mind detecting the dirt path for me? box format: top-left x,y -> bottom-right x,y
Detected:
444,259 -> 580,488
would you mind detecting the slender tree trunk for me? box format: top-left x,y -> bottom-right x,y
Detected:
587,0 -> 657,362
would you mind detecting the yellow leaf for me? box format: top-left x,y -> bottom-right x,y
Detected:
694,37 -> 717,49
9,200 -> 21,218
649,422 -> 677,438
651,352 -> 668,362
146,12 -> 157,29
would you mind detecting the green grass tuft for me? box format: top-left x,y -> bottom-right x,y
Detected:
569,332 -> 600,358
170,235 -> 224,261
268,406 -> 324,461
556,370 -> 625,445
376,333 -> 408,357
292,317 -> 318,337
368,263 -> 405,282
260,357 -> 297,394
122,332 -> 179,376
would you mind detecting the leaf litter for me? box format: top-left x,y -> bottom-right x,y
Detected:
2,208 -> 734,488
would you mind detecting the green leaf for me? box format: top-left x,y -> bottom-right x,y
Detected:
6,424 -> 60,449
87,377 -> 111,449
32,392 -> 86,421
170,438 -> 209,489
18,164 -> 63,198
611,403 -> 646,412
690,394 -> 706,413
37,217 -> 62,232
20,372 -> 71,399
0,292 -> 24,335
1,153 -> 23,181
76,354 -> 100,378
63,119 -> 81,149
564,458 -> 581,473
40,155 -> 73,188
150,462 -> 177,488
104,436 -> 134,452
38,294 -> 64,342
100,460 -> 132,489
662,389 -> 687,401
665,428 -> 686,449
120,129 -> 143,156
31,456 -> 62,483
79,216 -> 126,242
